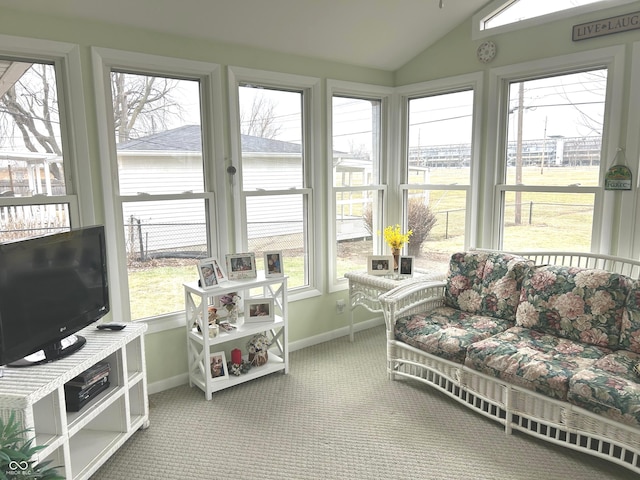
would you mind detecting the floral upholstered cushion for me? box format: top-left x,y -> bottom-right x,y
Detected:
619,283 -> 640,354
568,350 -> 640,427
464,326 -> 610,401
515,265 -> 632,349
444,251 -> 533,322
394,306 -> 514,364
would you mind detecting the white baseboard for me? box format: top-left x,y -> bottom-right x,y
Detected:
146,316 -> 384,395
288,316 -> 384,352
148,373 -> 189,395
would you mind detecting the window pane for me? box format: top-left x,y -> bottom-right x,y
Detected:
110,70 -> 205,320
501,191 -> 594,251
332,96 -> 380,186
112,72 -> 204,194
409,190 -> 465,275
123,199 -> 208,320
238,82 -> 309,291
246,194 -> 307,288
332,95 -> 383,278
408,90 -> 474,184
406,89 -> 473,274
0,203 -> 70,242
336,190 -> 381,277
485,0 -> 604,29
0,62 -> 67,198
238,85 -> 303,190
506,70 -> 606,186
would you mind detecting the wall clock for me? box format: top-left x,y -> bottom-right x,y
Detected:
477,40 -> 496,64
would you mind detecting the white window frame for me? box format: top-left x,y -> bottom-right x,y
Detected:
472,0 -> 638,40
627,40 -> 640,259
91,48 -> 226,331
396,73 -> 484,253
228,67 -> 321,301
485,46 -> 626,252
327,80 -> 393,292
0,34 -> 91,230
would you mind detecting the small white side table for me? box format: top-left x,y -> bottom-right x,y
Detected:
344,270 -> 444,342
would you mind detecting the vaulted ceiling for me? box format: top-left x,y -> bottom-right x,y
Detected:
0,0 -> 492,70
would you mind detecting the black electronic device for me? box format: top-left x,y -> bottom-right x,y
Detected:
96,323 -> 126,331
0,226 -> 110,367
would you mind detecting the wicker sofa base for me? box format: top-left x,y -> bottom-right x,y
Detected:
388,338 -> 640,473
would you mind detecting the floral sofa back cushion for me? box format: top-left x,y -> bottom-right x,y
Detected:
444,251 -> 533,321
515,265 -> 632,349
619,282 -> 640,353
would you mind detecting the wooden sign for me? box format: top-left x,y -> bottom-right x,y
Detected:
573,11 -> 640,41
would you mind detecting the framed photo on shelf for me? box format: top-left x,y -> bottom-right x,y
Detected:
225,253 -> 257,280
264,251 -> 284,277
198,258 -> 221,288
399,256 -> 414,277
210,351 -> 227,381
367,255 -> 393,276
212,258 -> 227,283
244,298 -> 275,323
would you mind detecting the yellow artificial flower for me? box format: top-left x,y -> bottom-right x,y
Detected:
382,224 -> 413,251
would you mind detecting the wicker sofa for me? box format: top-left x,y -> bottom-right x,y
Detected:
378,250 -> 640,475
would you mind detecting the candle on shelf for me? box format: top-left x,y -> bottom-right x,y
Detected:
231,348 -> 242,365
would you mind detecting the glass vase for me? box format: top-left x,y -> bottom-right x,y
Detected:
392,248 -> 400,271
228,305 -> 238,323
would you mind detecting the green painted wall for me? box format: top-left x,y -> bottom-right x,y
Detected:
395,2 -> 640,85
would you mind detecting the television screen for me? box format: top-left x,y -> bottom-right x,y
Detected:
0,225 -> 110,367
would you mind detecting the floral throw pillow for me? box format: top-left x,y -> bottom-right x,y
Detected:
619,282 -> 640,354
516,265 -> 632,349
445,251 -> 532,321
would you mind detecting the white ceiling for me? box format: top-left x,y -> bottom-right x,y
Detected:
0,0 -> 492,70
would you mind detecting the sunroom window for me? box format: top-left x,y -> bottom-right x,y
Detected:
331,94 -> 385,281
236,83 -> 311,290
0,59 -> 75,242
475,0 -> 637,35
107,69 -> 215,321
403,88 -> 475,275
497,69 -> 607,251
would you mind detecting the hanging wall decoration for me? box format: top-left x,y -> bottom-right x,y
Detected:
604,148 -> 632,191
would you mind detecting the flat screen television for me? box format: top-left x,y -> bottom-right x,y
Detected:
0,225 -> 110,367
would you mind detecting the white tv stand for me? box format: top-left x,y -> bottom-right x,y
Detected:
0,322 -> 148,480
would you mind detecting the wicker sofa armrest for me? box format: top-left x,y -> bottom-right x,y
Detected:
379,280 -> 447,332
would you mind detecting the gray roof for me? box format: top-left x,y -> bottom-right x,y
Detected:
117,125 -> 302,154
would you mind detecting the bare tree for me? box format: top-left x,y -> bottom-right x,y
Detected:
111,72 -> 184,142
0,64 -> 185,180
240,94 -> 282,139
0,64 -> 63,179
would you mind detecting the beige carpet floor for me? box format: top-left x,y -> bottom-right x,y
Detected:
91,325 -> 637,480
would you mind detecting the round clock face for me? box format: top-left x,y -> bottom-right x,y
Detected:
477,41 -> 496,64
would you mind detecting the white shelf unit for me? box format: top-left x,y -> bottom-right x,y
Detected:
184,272 -> 289,400
0,323 -> 149,480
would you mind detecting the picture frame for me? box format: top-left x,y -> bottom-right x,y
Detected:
198,258 -> 222,288
264,251 -> 284,277
225,253 -> 257,280
367,255 -> 393,275
244,298 -> 275,323
398,256 -> 414,277
214,291 -> 242,316
211,258 -> 227,282
210,351 -> 227,381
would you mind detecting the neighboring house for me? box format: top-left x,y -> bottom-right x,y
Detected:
117,125 -> 329,255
